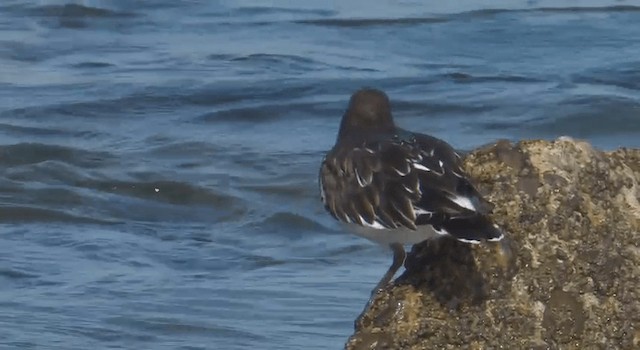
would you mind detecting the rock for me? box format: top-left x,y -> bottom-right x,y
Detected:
346,138 -> 640,350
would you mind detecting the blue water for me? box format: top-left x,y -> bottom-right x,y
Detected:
1,1 -> 640,349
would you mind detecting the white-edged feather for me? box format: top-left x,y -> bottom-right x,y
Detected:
413,163 -> 431,172
393,166 -> 410,176
413,162 -> 444,176
402,184 -> 415,194
354,168 -> 367,187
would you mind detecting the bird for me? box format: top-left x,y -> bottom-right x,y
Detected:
318,88 -> 505,296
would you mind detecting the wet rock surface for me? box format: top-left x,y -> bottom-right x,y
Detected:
346,138 -> 640,350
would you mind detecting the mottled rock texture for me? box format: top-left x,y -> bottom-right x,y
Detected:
346,138 -> 640,350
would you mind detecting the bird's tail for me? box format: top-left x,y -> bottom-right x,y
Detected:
442,215 -> 504,244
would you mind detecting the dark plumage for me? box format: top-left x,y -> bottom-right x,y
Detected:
319,88 -> 504,294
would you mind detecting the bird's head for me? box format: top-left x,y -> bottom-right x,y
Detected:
338,88 -> 395,140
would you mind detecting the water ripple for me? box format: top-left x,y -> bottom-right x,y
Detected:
28,4 -> 137,18
247,212 -> 330,234
298,16 -> 448,27
0,267 -> 38,280
0,205 -> 111,224
0,143 -> 114,168
462,5 -> 640,17
573,62 -> 640,91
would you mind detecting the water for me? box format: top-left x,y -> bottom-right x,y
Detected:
1,1 -> 640,349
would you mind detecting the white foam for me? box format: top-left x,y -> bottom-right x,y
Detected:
449,195 -> 477,211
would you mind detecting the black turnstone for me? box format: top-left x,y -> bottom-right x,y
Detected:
319,88 -> 504,294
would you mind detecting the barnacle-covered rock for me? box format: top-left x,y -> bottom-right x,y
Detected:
347,138 -> 640,349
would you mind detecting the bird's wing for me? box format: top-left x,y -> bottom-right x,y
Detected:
319,133 -> 502,242
319,139 -> 421,230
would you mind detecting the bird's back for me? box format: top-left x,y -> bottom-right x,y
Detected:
320,128 -> 502,245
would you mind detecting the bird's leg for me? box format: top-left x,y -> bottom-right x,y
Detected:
355,243 -> 406,327
372,242 -> 406,296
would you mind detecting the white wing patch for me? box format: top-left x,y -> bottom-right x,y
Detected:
456,238 -> 481,244
414,208 -> 432,215
432,225 -> 483,244
449,195 -> 477,212
433,226 -> 449,236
